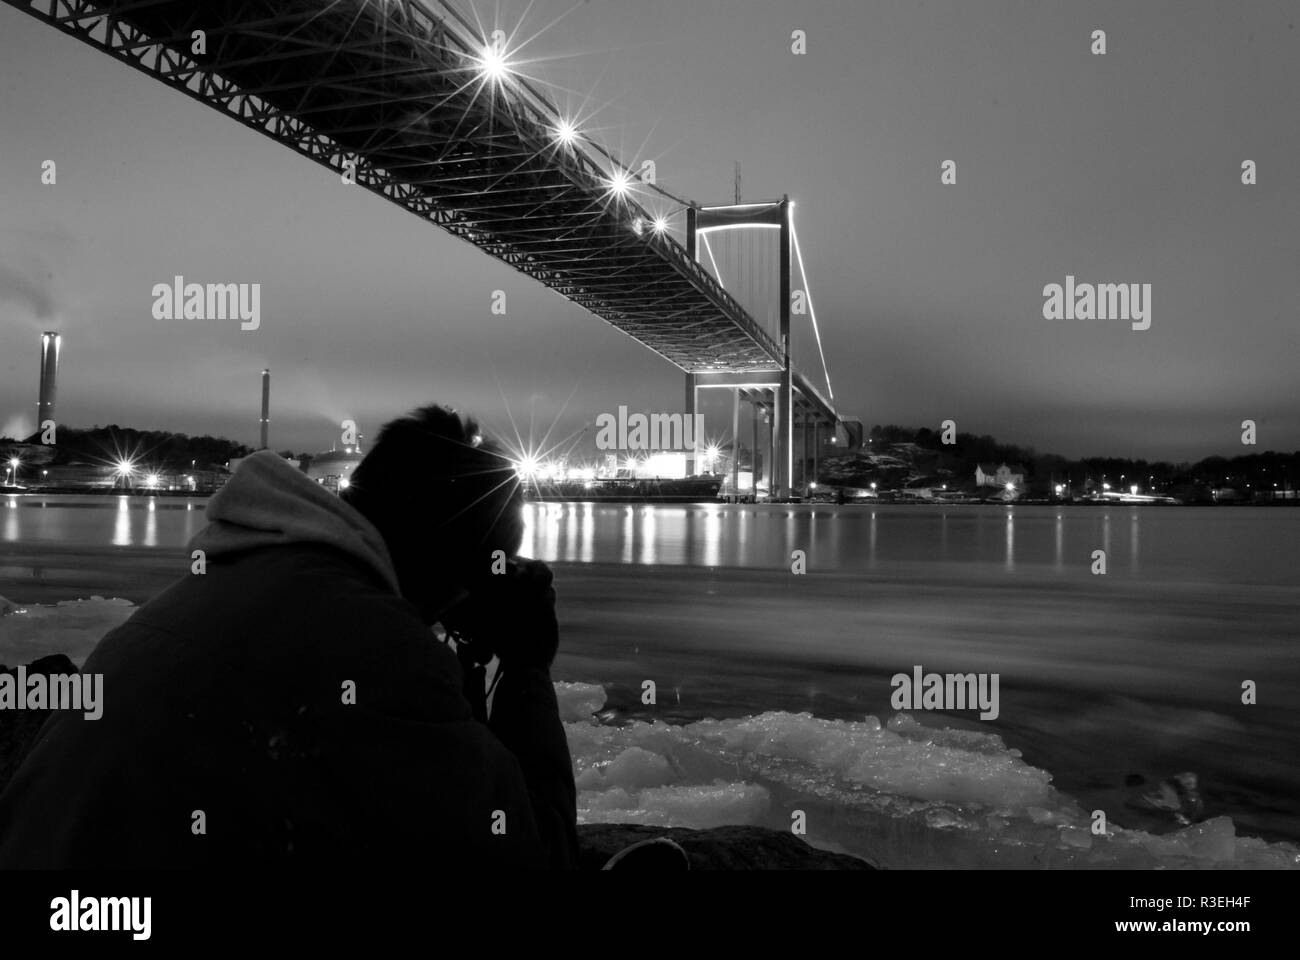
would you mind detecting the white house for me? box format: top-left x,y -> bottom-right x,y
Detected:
975,462 -> 1026,490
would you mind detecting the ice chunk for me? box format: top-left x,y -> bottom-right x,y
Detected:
0,596 -> 134,668
554,681 -> 607,722
576,746 -> 674,792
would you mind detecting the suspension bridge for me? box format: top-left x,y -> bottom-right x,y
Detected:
5,0 -> 844,498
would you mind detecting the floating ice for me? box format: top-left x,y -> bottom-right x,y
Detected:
5,600 -> 1298,869
0,595 -> 134,668
554,681 -> 608,723
561,681 -> 1299,869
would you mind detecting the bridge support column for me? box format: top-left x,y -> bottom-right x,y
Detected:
731,388 -> 740,503
812,421 -> 820,497
767,394 -> 775,502
774,196 -> 793,499
750,398 -> 760,500
684,373 -> 698,476
798,416 -> 804,496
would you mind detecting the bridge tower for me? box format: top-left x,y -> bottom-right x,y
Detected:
684,197 -> 796,499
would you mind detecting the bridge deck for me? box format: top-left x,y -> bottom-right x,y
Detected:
9,0 -> 807,374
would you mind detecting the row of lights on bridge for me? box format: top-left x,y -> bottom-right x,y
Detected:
472,42 -> 669,233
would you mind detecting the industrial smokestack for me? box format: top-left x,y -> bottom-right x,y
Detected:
259,368 -> 270,450
37,331 -> 61,432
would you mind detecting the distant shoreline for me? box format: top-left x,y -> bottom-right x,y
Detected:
3,488 -> 1298,507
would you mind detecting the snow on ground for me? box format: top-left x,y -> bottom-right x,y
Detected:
4,597 -> 1297,868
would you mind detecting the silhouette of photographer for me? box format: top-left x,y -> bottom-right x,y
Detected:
0,405 -> 578,869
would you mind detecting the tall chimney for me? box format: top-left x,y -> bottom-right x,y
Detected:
37,331 -> 61,432
259,368 -> 270,450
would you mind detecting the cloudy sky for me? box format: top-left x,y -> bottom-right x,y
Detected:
1,0 -> 1297,460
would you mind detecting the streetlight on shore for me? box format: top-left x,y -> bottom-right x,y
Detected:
114,459 -> 137,490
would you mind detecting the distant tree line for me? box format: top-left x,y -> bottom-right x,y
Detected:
9,425 -> 255,470
860,424 -> 1299,495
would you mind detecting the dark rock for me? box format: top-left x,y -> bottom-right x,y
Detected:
577,823 -> 875,870
0,654 -> 79,795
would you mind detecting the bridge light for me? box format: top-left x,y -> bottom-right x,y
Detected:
475,44 -> 510,82
514,455 -> 540,480
554,120 -> 578,145
607,170 -> 632,198
652,216 -> 669,234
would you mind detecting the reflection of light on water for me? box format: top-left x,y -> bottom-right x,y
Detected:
657,507 -> 686,565
542,504 -> 562,560
939,512 -> 948,560
579,503 -> 593,563
869,511 -> 877,568
1005,509 -> 1015,571
736,506 -> 751,568
621,505 -> 634,564
183,500 -> 203,540
517,503 -> 564,561
1055,514 -> 1064,571
519,504 -> 536,558
112,496 -> 132,547
1131,510 -> 1140,571
638,506 -> 656,565
3,496 -> 16,542
144,497 -> 158,547
703,506 -> 720,568
560,504 -> 575,562
1103,513 -> 1111,558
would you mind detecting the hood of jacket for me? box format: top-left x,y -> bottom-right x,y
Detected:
189,450 -> 401,595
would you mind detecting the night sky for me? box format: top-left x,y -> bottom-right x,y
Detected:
1,0 -> 1297,460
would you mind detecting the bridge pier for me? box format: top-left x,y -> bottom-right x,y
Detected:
684,372 -> 698,476
774,197 -> 793,499
730,389 -> 741,502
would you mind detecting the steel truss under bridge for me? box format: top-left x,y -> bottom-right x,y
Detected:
5,0 -> 793,373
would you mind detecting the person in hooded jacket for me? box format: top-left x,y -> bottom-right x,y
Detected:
0,405 -> 578,870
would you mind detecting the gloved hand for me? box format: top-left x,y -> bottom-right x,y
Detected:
441,558 -> 559,670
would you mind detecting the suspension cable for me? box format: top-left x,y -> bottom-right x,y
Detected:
790,218 -> 834,405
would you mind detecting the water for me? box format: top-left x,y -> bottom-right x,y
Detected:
6,495 -> 1299,583
3,494 -> 1299,867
